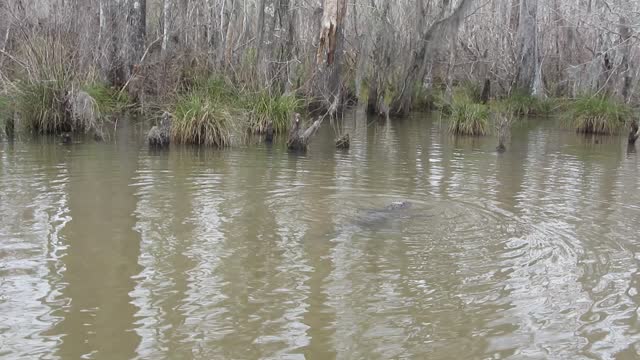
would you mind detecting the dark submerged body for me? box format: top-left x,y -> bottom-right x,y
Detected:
350,201 -> 413,230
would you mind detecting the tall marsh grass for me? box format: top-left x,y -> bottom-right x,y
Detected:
3,34 -> 125,137
246,92 -> 302,134
567,95 -> 631,134
492,91 -> 554,117
170,89 -> 245,147
14,80 -> 68,133
447,94 -> 490,136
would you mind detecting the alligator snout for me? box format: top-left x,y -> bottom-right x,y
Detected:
385,201 -> 411,210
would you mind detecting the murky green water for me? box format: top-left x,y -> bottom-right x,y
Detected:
1,111 -> 640,359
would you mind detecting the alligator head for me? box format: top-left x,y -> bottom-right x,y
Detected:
384,201 -> 411,210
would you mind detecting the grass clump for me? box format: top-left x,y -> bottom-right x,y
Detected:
195,77 -> 240,103
567,95 -> 631,135
454,82 -> 483,103
168,76 -> 302,146
82,83 -> 131,114
170,90 -> 244,147
2,35 -> 123,137
3,35 -> 119,136
427,83 -> 482,115
413,86 -> 447,111
246,92 -> 302,134
492,91 -> 553,117
448,95 -> 490,136
13,80 -> 68,133
9,79 -> 107,137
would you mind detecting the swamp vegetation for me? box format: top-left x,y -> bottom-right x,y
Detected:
1,0 -> 640,146
4,2 -> 640,359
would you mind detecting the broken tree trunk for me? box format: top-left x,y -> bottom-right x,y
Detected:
264,121 -> 274,143
316,0 -> 347,66
495,112 -> 513,152
4,116 -> 14,139
287,113 -> 322,151
336,133 -> 350,149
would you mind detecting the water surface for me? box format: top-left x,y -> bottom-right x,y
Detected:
1,111 -> 640,359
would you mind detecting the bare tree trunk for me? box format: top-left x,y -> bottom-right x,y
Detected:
314,0 -> 348,108
352,0 -> 362,100
327,26 -> 344,102
254,0 -> 267,78
285,0 -> 299,93
509,0 -> 519,32
99,0 -> 106,42
365,0 -> 390,115
514,0 -> 539,94
205,0 -> 212,47
130,0 -> 146,60
619,16 -> 632,102
444,35 -> 458,102
108,1 -> 125,85
393,0 -> 472,116
161,0 -> 171,55
224,0 -> 240,67
274,0 -> 296,93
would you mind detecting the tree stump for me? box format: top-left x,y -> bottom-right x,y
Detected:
378,96 -> 390,120
147,112 -> 172,147
61,132 -> 72,145
4,117 -> 14,139
629,121 -> 640,145
264,121 -> 274,143
495,112 -> 513,153
480,78 -> 491,104
336,133 -> 350,149
287,113 -> 322,151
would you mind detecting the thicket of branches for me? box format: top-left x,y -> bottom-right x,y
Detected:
1,0 -> 639,115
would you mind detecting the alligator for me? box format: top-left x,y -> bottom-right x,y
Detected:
352,201 -> 413,229
322,201 -> 418,241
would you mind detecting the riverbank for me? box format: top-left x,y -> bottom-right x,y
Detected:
1,72 -> 636,148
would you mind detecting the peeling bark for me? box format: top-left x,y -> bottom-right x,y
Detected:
316,0 -> 347,66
